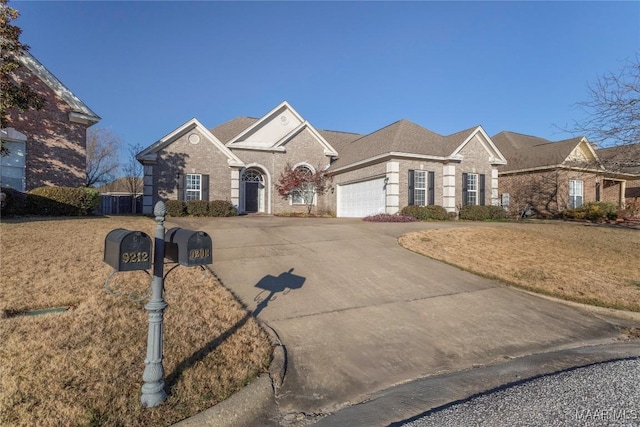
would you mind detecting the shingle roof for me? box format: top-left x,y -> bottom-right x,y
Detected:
597,143 -> 640,174
317,129 -> 362,152
329,119 -> 482,170
210,117 -> 259,144
492,131 -> 586,172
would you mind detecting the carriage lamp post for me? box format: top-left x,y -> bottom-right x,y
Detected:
140,201 -> 169,407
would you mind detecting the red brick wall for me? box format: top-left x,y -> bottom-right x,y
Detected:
4,67 -> 90,190
499,169 -> 601,217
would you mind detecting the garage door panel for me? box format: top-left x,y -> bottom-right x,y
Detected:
338,178 -> 386,218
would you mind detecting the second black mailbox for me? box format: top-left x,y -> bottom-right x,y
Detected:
165,227 -> 213,266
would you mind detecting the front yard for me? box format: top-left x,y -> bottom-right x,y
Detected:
0,216 -> 272,427
399,221 -> 640,312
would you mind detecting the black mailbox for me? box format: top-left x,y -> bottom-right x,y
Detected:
165,227 -> 212,267
104,228 -> 153,271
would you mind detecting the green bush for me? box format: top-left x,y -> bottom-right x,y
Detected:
563,202 -> 618,221
400,205 -> 449,221
459,205 -> 489,221
186,200 -> 209,217
27,186 -> 100,216
487,205 -> 509,220
459,205 -> 508,221
209,200 -> 237,217
165,200 -> 186,217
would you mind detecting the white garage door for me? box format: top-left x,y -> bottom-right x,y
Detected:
337,178 -> 386,218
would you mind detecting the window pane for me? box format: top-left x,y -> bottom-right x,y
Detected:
186,174 -> 201,201
466,173 -> 478,205
467,174 -> 477,191
414,171 -> 426,206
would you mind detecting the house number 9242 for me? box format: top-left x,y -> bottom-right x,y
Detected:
122,252 -> 149,263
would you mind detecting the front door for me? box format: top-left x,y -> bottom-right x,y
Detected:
245,182 -> 259,212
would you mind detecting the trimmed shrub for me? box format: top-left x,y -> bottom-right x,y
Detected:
458,205 -> 509,221
209,200 -> 237,217
459,205 -> 490,221
186,200 -> 209,217
165,200 -> 186,217
27,186 -> 100,216
563,201 -> 618,222
363,213 -> 418,222
487,205 -> 509,220
400,205 -> 449,221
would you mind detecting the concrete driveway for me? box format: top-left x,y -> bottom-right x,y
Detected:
167,216 -> 628,420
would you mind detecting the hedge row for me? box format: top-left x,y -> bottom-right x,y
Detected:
0,186 -> 100,216
166,200 -> 238,217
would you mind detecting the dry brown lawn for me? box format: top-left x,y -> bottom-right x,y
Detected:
399,222 -> 640,312
0,216 -> 272,427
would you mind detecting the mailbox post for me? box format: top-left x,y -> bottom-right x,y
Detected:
103,200 -> 213,408
140,201 -> 169,408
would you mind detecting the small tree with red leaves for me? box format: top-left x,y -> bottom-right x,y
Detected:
275,163 -> 332,214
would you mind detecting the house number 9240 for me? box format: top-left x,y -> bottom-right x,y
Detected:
122,252 -> 149,263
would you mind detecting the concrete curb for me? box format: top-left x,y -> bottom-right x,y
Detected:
313,341 -> 640,426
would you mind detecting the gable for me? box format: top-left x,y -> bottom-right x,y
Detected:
137,118 -> 244,167
227,102 -> 304,149
566,139 -> 598,164
450,127 -> 507,165
225,101 -> 338,156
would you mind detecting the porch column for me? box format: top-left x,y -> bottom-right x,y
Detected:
620,180 -> 627,207
386,161 -> 400,214
142,163 -> 155,215
442,164 -> 456,212
230,169 -> 240,209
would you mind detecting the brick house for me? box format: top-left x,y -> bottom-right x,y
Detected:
492,131 -> 634,217
0,52 -> 100,192
597,143 -> 640,206
137,101 -> 507,217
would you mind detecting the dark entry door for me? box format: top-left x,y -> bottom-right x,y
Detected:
245,182 -> 259,212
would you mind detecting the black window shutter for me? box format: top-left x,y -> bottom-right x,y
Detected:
428,171 -> 435,205
408,170 -> 415,206
177,173 -> 185,201
462,173 -> 468,206
202,174 -> 209,201
479,174 -> 486,206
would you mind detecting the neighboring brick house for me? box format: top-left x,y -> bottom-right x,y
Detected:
137,101 -> 507,217
492,131 -> 633,217
597,143 -> 640,205
0,52 -> 100,192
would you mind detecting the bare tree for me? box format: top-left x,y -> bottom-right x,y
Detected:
86,127 -> 122,187
0,0 -> 46,155
571,53 -> 640,148
122,143 -> 144,213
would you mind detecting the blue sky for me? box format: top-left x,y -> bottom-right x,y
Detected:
13,1 -> 640,164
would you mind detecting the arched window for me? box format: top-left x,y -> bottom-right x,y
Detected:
242,169 -> 263,182
292,165 -> 315,205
